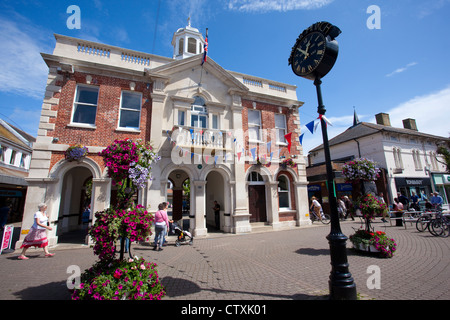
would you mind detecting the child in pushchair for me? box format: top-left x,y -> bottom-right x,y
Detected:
170,221 -> 194,247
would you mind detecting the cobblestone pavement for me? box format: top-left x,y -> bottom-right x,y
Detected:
1,219 -> 449,300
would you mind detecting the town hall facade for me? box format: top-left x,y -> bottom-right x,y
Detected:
18,22 -> 310,246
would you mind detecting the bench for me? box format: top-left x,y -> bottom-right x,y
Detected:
387,211 -> 421,229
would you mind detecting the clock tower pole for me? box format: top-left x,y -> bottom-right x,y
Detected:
289,21 -> 357,300
315,77 -> 357,300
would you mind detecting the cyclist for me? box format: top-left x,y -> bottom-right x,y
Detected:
310,196 -> 322,222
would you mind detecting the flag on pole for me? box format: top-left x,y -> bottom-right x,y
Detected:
202,28 -> 208,65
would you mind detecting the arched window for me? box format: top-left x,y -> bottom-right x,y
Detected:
191,96 -> 207,128
278,175 -> 291,209
188,37 -> 197,54
248,171 -> 264,183
178,38 -> 184,55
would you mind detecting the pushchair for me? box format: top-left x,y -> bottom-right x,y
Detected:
170,221 -> 194,247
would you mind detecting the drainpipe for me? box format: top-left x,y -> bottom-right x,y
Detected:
353,139 -> 361,158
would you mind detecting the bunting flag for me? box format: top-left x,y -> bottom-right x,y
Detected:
201,28 -> 208,65
250,147 -> 256,160
299,133 -> 304,145
318,114 -> 333,126
306,120 -> 316,134
267,141 -> 272,154
284,132 -> 292,153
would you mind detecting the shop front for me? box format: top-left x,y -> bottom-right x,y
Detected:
432,174 -> 450,207
394,177 -> 432,201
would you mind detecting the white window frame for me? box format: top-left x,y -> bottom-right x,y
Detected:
71,84 -> 99,127
248,109 -> 261,142
118,90 -> 142,130
247,171 -> 265,185
190,96 -> 208,129
278,174 -> 291,210
393,147 -> 403,169
275,114 -> 287,145
412,149 -> 422,170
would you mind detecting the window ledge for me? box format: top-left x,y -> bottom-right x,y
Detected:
115,127 -> 141,133
67,123 -> 96,130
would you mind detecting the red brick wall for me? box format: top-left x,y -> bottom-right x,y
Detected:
49,71 -> 152,172
242,99 -> 300,175
52,71 -> 152,147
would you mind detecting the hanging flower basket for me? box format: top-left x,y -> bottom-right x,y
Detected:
65,144 -> 88,162
342,158 -> 380,182
280,157 -> 297,169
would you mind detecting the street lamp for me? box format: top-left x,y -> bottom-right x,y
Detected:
289,21 -> 357,300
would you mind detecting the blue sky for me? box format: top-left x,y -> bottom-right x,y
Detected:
0,0 -> 449,154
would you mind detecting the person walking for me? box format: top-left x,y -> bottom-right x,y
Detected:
213,201 -> 221,230
18,203 -> 54,260
337,196 -> 347,220
153,202 -> 169,251
343,196 -> 355,221
378,192 -> 389,222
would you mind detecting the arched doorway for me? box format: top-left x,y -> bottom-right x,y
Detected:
167,169 -> 191,229
57,166 -> 93,244
205,170 -> 224,231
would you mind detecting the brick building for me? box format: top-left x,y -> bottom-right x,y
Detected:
19,21 -> 310,246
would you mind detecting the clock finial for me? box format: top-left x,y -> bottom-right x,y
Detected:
187,16 -> 191,27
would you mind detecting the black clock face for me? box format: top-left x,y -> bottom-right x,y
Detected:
292,32 -> 326,76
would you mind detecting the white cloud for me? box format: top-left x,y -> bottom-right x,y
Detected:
386,85 -> 450,138
0,14 -> 52,99
300,86 -> 450,155
227,0 -> 334,12
386,62 -> 417,77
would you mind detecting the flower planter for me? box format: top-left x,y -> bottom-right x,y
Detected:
353,243 -> 383,253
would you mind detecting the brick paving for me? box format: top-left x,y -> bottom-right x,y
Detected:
1,219 -> 449,300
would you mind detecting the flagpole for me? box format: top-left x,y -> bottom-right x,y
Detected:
199,28 -> 208,86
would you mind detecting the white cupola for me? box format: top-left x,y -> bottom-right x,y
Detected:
171,17 -> 205,60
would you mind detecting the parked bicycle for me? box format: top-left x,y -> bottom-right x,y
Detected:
416,209 -> 449,237
429,213 -> 449,238
309,210 -> 331,224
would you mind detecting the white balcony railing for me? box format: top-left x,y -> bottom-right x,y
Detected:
170,126 -> 232,150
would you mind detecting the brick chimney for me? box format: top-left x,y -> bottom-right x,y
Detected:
402,118 -> 418,131
375,113 -> 391,126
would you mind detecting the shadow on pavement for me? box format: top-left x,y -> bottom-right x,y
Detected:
14,281 -> 71,300
161,276 -> 328,300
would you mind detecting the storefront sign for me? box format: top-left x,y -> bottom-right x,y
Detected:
337,183 -> 352,191
1,225 -> 14,254
307,185 -> 321,192
395,177 -> 431,187
444,175 -> 450,185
